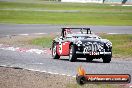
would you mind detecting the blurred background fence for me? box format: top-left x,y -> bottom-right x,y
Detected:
44,0 -> 132,4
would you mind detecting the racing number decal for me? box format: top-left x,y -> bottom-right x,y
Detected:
58,41 -> 70,55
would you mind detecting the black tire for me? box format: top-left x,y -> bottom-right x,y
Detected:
86,57 -> 93,62
69,45 -> 77,62
76,75 -> 86,85
102,55 -> 111,63
52,43 -> 60,59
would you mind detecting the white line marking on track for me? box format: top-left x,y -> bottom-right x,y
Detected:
19,34 -> 29,36
67,75 -> 70,76
53,73 -> 59,75
0,44 -> 75,77
72,76 -> 76,78
0,65 -> 76,78
3,32 -> 47,37
61,74 -> 66,76
33,33 -> 47,35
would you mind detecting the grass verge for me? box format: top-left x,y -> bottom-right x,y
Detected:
0,1 -> 132,25
31,35 -> 54,48
101,34 -> 132,58
31,34 -> 132,58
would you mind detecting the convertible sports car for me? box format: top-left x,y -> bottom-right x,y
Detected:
51,28 -> 112,63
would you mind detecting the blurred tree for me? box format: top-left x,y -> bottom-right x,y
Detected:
103,0 -> 105,3
122,0 -> 127,4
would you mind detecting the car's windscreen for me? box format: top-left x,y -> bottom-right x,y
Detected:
69,29 -> 90,34
66,35 -> 101,39
72,36 -> 91,38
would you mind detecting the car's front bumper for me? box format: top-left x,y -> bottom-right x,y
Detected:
76,51 -> 112,55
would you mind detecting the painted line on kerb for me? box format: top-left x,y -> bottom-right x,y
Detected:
0,44 -> 51,55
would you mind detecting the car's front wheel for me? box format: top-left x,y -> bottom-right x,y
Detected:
69,45 -> 77,62
102,55 -> 111,63
52,43 -> 60,59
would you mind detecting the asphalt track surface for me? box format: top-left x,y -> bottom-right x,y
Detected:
0,24 -> 132,83
0,24 -> 132,37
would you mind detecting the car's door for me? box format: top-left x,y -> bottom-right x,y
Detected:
56,37 -> 70,56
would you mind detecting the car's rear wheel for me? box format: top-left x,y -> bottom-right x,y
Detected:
69,45 -> 77,62
52,43 -> 60,59
102,55 -> 111,63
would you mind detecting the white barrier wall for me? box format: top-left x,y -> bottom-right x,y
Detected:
61,0 -> 103,3
105,0 -> 132,4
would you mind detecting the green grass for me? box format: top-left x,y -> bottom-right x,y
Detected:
0,1 -> 132,25
31,35 -> 54,48
101,34 -> 132,58
31,34 -> 132,58
0,10 -> 131,25
0,1 -> 132,11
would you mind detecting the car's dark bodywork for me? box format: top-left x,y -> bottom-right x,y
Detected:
52,28 -> 112,63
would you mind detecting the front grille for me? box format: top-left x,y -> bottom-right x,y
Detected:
84,42 -> 103,52
93,43 -> 98,51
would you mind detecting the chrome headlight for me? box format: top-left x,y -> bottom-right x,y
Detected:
106,42 -> 112,47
